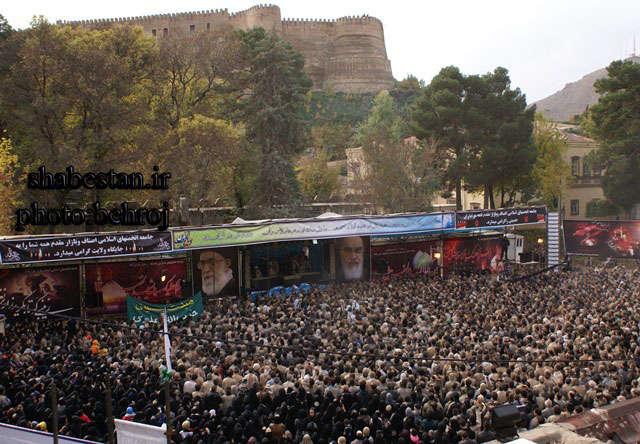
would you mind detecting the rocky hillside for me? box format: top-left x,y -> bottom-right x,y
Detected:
532,56 -> 640,122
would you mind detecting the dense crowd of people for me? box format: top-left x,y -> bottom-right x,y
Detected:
0,266 -> 639,443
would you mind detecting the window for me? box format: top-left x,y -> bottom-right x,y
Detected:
570,199 -> 579,215
207,23 -> 210,30
583,158 -> 590,176
190,24 -> 195,32
152,29 -> 157,36
571,156 -> 580,176
592,164 -> 601,176
163,28 -> 168,37
470,203 -> 481,210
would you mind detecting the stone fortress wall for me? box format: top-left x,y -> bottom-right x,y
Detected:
58,4 -> 394,93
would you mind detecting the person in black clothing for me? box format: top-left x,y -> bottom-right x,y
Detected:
501,236 -> 510,260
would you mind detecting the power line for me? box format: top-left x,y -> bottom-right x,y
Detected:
1,302 -> 637,366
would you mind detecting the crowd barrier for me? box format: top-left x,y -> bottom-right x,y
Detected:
115,419 -> 166,444
250,282 -> 328,302
0,423 -> 98,444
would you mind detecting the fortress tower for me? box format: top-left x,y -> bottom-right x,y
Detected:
58,4 -> 394,93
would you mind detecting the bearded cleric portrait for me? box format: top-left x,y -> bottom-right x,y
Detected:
192,247 -> 238,298
335,236 -> 370,282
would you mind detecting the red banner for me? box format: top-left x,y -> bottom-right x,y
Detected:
443,237 -> 504,275
85,259 -> 187,315
371,240 -> 439,278
564,220 -> 640,258
0,266 -> 80,320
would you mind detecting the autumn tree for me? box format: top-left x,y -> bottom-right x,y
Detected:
531,114 -> 572,211
0,137 -> 22,234
0,19 -> 156,223
144,28 -> 246,209
173,115 -> 242,207
356,91 -> 440,213
297,149 -> 341,202
152,28 -> 244,129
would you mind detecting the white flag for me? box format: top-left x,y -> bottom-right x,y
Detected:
163,308 -> 172,372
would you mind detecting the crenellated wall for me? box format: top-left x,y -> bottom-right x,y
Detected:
58,4 -> 394,93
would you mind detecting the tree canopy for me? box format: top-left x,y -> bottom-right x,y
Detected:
239,28 -> 312,218
589,60 -> 640,216
410,66 -> 535,209
356,91 -> 440,213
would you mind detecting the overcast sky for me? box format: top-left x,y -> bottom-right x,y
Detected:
4,1 -> 640,103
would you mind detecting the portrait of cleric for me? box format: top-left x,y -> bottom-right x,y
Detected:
192,247 -> 238,298
335,236 -> 370,282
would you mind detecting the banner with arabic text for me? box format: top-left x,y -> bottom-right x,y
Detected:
0,266 -> 80,320
0,232 -> 172,265
443,236 -> 504,275
127,292 -> 203,326
564,220 -> 640,258
85,259 -> 187,316
371,240 -> 439,278
173,213 -> 454,249
456,207 -> 546,229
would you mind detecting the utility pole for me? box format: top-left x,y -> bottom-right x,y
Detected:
51,383 -> 58,444
105,373 -> 115,444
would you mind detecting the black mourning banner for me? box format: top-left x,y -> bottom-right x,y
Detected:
0,231 -> 172,264
456,207 -> 546,229
564,220 -> 640,259
0,266 -> 80,320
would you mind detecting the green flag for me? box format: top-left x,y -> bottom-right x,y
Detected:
127,292 -> 204,326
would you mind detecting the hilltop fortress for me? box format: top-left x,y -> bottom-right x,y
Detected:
59,4 -> 395,93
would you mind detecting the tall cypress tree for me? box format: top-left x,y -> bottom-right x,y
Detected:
240,28 -> 312,218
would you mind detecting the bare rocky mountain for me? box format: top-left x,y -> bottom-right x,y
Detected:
532,56 -> 640,122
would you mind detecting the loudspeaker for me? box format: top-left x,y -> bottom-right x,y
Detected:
491,404 -> 520,439
519,252 -> 532,263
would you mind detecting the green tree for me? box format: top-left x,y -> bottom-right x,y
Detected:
585,199 -> 619,218
531,114 -> 572,211
239,28 -> 312,218
410,66 -> 468,210
356,91 -> 440,213
0,14 -> 11,40
464,67 -> 536,208
296,149 -> 341,201
589,60 -> 640,217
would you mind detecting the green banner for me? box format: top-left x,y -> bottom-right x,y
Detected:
172,213 -> 454,249
127,292 -> 203,326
